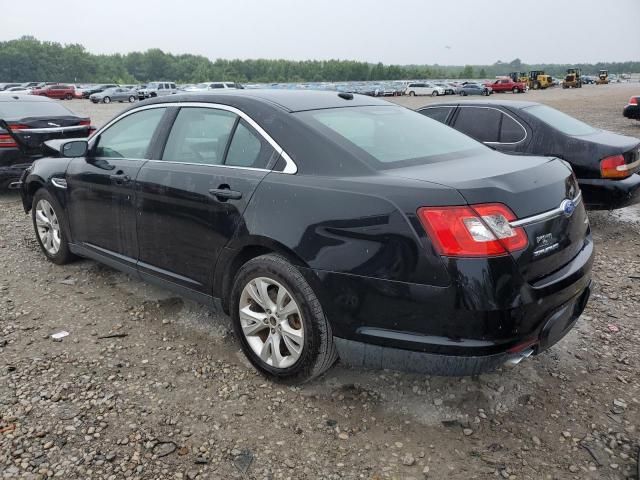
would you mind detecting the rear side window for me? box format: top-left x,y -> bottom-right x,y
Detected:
95,108 -> 166,159
500,114 -> 526,143
225,119 -> 275,169
162,107 -> 236,165
453,107 -> 501,143
419,107 -> 453,124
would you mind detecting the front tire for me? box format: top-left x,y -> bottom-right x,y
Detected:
32,189 -> 74,265
408,91 -> 415,96
431,91 -> 438,97
230,254 -> 337,383
103,96 -> 111,104
128,95 -> 136,103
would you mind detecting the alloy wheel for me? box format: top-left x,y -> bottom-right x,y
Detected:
35,199 -> 61,255
239,277 -> 304,369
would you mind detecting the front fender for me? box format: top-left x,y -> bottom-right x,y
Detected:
21,156 -> 72,212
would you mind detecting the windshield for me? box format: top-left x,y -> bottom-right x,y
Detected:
0,100 -> 76,119
297,106 -> 483,168
525,104 -> 597,136
146,83 -> 158,89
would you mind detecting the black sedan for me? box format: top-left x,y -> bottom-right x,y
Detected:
19,91 -> 592,382
81,84 -> 119,99
0,94 -> 91,190
418,100 -> 640,209
623,95 -> 640,120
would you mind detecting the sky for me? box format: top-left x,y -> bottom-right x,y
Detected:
1,0 -> 639,65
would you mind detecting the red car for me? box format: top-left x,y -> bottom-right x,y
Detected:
484,78 -> 527,94
31,84 -> 76,100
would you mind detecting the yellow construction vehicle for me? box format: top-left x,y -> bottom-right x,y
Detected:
509,71 -> 528,84
596,69 -> 609,85
563,68 -> 582,88
528,71 -> 553,90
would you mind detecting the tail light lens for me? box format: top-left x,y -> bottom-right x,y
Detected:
417,203 -> 528,257
600,154 -> 631,179
0,124 -> 28,148
79,120 -> 91,126
629,97 -> 638,105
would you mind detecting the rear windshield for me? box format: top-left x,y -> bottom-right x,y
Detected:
524,104 -> 596,136
0,100 -> 76,119
297,106 -> 483,168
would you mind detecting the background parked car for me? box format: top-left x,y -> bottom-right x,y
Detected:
31,84 -> 76,100
137,82 -> 177,100
90,87 -> 137,104
81,84 -> 119,99
623,95 -> 640,120
405,82 -> 445,96
434,82 -> 456,95
0,95 -> 91,190
458,83 -> 491,96
418,99 -> 640,209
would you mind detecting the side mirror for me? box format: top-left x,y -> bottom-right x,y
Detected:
61,140 -> 88,158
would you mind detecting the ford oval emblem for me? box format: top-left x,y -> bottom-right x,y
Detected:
561,199 -> 576,217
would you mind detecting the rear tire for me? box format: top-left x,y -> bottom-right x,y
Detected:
230,254 -> 338,383
31,189 -> 75,265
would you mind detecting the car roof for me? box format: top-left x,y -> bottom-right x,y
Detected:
139,89 -> 390,113
0,94 -> 57,103
419,99 -> 541,110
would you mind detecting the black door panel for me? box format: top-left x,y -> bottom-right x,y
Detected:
135,162 -> 268,292
66,158 -> 145,260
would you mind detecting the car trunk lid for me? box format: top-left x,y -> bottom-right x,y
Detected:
1,116 -> 91,154
385,152 -> 589,283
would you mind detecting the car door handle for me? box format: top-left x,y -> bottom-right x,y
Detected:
110,172 -> 131,184
209,187 -> 242,201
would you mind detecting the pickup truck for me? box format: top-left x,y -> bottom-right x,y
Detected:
484,78 -> 526,93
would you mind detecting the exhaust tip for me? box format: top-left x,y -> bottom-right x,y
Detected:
505,348 -> 534,366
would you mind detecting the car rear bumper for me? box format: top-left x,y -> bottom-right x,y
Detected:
305,236 -> 593,370
579,174 -> 640,209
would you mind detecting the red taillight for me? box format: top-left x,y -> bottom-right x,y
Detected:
0,124 -> 28,148
79,120 -> 91,126
600,154 -> 630,179
417,203 -> 528,257
629,97 -> 638,105
0,134 -> 17,148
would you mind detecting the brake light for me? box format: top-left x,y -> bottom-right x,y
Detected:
79,120 -> 91,126
600,154 -> 630,179
0,134 -> 17,148
417,203 -> 528,257
0,124 -> 28,148
629,97 -> 638,105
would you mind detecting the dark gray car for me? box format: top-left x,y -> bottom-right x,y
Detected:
90,87 -> 137,104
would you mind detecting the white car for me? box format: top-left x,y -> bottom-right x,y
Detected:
404,82 -> 445,97
183,82 -> 243,92
137,82 -> 178,100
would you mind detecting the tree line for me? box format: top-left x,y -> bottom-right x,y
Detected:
1,37 -> 639,84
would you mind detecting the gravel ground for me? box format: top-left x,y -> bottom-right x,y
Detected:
1,84 -> 639,480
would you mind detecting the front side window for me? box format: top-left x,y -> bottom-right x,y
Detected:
453,107 -> 501,143
94,107 -> 166,159
162,107 -> 236,165
298,106 -> 483,168
225,119 -> 275,169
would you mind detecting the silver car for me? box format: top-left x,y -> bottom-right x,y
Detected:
89,87 -> 137,104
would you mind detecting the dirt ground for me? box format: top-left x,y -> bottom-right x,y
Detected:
1,84 -> 639,480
